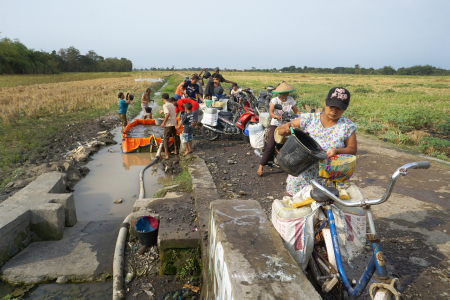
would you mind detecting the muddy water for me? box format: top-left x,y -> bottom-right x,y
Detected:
73,111 -> 171,222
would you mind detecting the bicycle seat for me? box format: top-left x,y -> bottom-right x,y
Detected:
218,111 -> 233,117
311,186 -> 339,203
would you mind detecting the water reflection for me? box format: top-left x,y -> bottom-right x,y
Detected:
73,125 -> 173,222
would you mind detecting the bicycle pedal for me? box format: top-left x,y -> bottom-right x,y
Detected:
322,276 -> 339,293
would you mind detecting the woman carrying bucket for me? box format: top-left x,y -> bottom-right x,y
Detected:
277,87 -> 357,196
257,81 -> 300,176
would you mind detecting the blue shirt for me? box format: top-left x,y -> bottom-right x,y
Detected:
118,99 -> 129,114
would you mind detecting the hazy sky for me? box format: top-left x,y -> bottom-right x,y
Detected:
1,0 -> 449,70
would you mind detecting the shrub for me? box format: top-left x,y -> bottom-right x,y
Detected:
384,89 -> 395,93
435,118 -> 450,135
354,87 -> 374,94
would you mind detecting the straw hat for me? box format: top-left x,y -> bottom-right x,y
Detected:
273,81 -> 295,94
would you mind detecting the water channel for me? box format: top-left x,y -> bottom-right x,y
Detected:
0,80 -> 170,300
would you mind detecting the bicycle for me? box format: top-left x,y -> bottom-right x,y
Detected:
307,161 -> 431,300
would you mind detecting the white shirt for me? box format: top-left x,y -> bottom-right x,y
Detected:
230,87 -> 242,96
270,96 -> 296,126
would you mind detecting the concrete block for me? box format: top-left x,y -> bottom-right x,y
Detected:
30,203 -> 65,240
1,221 -> 120,285
208,200 -> 321,300
188,159 -> 217,190
0,172 -> 76,268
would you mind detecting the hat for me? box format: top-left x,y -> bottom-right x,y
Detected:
326,87 -> 350,111
184,76 -> 189,81
273,81 -> 295,94
214,67 -> 220,72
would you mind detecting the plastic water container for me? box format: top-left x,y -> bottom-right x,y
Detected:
334,184 -> 365,215
259,113 -> 271,128
249,123 -> 265,149
202,107 -> 218,126
273,199 -> 312,219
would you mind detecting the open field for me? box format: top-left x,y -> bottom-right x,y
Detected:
0,71 -> 173,188
182,72 -> 450,161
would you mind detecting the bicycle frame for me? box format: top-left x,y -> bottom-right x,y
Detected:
322,205 -> 389,297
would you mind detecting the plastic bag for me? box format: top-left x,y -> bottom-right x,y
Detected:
271,201 -> 320,270
250,130 -> 265,149
331,205 -> 366,262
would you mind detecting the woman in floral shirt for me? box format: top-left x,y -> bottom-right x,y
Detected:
277,87 -> 357,196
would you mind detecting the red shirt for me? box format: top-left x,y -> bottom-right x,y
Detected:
175,98 -> 199,113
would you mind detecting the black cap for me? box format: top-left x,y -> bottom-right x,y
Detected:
326,87 -> 350,111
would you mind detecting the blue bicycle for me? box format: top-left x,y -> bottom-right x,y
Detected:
308,161 -> 430,300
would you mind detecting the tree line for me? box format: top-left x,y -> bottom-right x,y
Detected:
277,64 -> 450,76
0,37 -> 132,74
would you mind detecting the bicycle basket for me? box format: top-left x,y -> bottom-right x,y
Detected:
276,128 -> 326,176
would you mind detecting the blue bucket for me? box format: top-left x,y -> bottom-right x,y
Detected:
134,216 -> 159,247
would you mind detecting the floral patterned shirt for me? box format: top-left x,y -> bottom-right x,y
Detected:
286,113 -> 357,196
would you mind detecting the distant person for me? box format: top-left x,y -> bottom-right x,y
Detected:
182,75 -> 204,103
118,92 -> 134,132
141,88 -> 154,119
177,102 -> 194,156
230,83 -> 243,104
204,67 -> 236,99
174,76 -> 190,100
170,97 -> 199,130
160,93 -> 178,158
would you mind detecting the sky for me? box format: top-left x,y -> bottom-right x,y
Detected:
1,0 -> 449,70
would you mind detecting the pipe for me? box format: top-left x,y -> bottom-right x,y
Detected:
113,141 -> 164,299
139,142 -> 164,199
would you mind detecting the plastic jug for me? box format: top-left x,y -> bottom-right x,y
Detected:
259,113 -> 271,128
273,199 -> 312,219
248,123 -> 264,135
248,123 -> 265,149
334,184 -> 365,215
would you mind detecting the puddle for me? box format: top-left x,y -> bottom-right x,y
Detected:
134,77 -> 164,82
73,83 -> 172,222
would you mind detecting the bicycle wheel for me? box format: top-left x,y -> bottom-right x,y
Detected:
309,231 -> 345,300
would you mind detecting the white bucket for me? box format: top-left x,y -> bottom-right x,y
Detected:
201,108 -> 218,126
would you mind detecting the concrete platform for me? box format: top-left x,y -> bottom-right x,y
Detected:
0,220 -> 120,284
208,200 -> 321,300
0,172 -> 76,267
132,192 -> 199,251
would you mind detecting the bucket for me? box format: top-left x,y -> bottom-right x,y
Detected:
134,216 -> 159,247
276,128 -> 327,176
204,99 -> 213,107
202,108 -> 218,126
259,113 -> 271,128
155,118 -> 164,125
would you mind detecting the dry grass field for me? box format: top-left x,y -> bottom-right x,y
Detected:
0,71 -> 172,187
198,72 -> 450,160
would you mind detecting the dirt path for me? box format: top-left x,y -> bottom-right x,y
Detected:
194,133 -> 450,299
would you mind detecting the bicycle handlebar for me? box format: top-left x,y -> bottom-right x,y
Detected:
311,161 -> 430,207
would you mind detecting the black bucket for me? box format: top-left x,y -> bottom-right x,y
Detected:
276,128 -> 326,176
203,70 -> 211,79
134,216 -> 159,247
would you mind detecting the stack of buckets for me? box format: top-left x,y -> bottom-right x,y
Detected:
134,216 -> 159,247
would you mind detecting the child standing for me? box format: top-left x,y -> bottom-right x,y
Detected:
118,92 -> 133,132
160,93 -> 178,159
177,102 -> 194,156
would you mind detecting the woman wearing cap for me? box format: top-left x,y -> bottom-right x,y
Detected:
277,87 -> 357,196
257,81 -> 299,176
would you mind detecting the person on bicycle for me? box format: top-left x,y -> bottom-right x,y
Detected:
277,87 -> 357,196
257,81 -> 299,177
